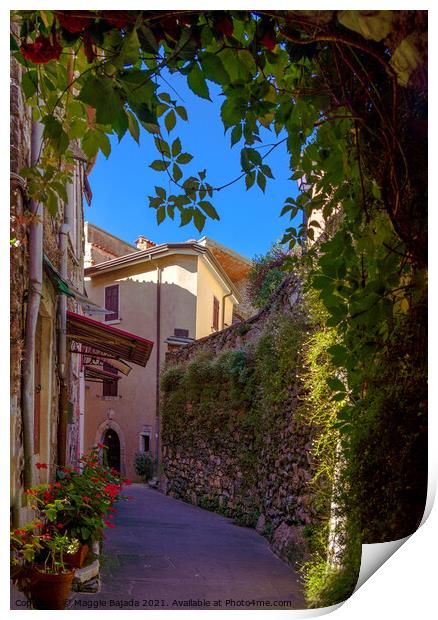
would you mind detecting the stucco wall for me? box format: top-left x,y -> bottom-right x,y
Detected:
195,256 -> 234,339
84,255 -> 198,479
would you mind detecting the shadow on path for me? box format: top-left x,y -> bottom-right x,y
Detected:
72,484 -> 306,611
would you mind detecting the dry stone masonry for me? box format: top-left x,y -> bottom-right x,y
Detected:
161,276 -> 320,567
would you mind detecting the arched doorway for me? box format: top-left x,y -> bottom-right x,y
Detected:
103,428 -> 121,472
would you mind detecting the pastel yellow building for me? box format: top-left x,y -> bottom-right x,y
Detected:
83,224 -> 251,479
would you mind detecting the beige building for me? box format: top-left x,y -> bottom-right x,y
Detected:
83,224 -> 251,479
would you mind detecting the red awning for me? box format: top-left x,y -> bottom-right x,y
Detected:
67,311 -> 153,367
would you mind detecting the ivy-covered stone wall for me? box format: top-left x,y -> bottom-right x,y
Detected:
161,276 -> 320,566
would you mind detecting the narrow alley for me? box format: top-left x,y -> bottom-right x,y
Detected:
71,484 -> 305,611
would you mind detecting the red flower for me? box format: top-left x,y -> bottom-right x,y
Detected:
82,496 -> 92,503
14,529 -> 26,536
43,491 -> 53,502
104,520 -> 116,529
215,16 -> 234,38
97,443 -> 106,449
260,30 -> 277,52
21,36 -> 62,65
55,11 -> 94,33
35,462 -> 48,470
54,482 -> 62,488
124,479 -> 132,486
103,11 -> 131,29
39,534 -> 52,540
104,484 -> 120,499
56,523 -> 64,529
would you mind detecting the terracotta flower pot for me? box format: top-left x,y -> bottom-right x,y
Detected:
65,543 -> 89,568
29,566 -> 74,609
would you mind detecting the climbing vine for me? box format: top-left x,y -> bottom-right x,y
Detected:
11,9 -> 427,606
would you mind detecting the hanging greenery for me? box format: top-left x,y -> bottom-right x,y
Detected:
11,9 -> 427,606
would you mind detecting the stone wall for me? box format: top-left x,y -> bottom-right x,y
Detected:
162,276 -> 319,568
10,50 -> 32,514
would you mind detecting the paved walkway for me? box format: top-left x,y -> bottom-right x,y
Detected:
13,484 -> 306,610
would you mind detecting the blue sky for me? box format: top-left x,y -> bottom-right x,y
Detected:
87,72 -> 301,260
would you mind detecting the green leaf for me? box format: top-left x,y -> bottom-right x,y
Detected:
171,138 -> 182,157
46,191 -> 58,216
96,132 -> 111,158
22,70 -> 38,99
155,186 -> 166,200
193,208 -> 206,232
173,163 -> 183,182
120,28 -> 140,65
51,182 -> 68,203
257,171 -> 266,193
10,34 -> 19,52
198,200 -> 220,220
200,52 -> 230,85
128,102 -> 159,133
175,106 -> 188,121
261,164 -> 274,179
154,137 -> 171,158
79,76 -> 122,126
187,63 -> 210,100
180,207 -> 194,227
127,110 -> 140,143
327,377 -> 346,392
81,131 -> 100,159
42,116 -> 69,154
240,149 -> 252,173
165,110 -> 176,132
159,92 -> 171,103
176,152 -> 193,165
247,148 -> 262,166
221,98 -> 243,129
150,160 -> 170,171
332,392 -> 347,402
81,527 -> 90,540
157,205 -> 166,225
231,124 -> 242,147
245,171 -> 256,190
69,118 -> 87,140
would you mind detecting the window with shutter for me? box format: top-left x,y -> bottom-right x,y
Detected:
213,296 -> 219,331
102,362 -> 118,397
104,284 -> 119,322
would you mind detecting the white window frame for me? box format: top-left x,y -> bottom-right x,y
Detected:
139,429 -> 152,453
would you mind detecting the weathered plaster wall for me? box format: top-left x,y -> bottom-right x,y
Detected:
84,255 -> 198,479
195,256 -> 234,338
162,277 -> 318,567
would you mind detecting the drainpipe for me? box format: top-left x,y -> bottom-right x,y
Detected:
155,266 -> 162,466
221,290 -> 233,329
21,120 -> 43,490
57,175 -> 73,466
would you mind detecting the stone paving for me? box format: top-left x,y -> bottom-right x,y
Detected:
12,484 -> 306,611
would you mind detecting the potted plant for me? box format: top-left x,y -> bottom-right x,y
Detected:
51,446 -> 131,559
11,521 -> 80,609
11,448 -> 133,606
